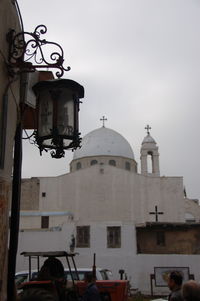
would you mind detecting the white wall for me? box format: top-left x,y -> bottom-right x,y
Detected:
32,165 -> 185,226
17,221 -> 200,295
18,163 -> 191,296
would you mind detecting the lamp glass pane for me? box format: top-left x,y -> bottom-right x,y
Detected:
57,90 -> 74,137
38,91 -> 53,137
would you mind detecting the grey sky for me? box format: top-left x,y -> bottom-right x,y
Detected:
18,0 -> 200,200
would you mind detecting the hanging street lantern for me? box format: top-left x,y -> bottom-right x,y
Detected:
32,79 -> 84,158
6,23 -> 85,301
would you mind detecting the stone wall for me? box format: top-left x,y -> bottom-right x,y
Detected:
137,224 -> 200,254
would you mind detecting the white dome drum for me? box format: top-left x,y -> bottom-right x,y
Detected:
70,127 -> 137,173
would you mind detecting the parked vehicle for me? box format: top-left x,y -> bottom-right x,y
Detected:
15,267 -> 112,285
15,270 -> 38,287
17,251 -> 128,301
65,268 -> 112,281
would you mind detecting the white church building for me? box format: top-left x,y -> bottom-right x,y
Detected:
17,124 -> 200,295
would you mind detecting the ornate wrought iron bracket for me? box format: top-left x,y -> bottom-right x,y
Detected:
7,25 -> 70,78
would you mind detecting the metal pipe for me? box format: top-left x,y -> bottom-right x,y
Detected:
7,122 -> 22,301
37,256 -> 40,273
66,255 -> 75,286
92,253 -> 96,280
71,255 -> 79,281
28,256 -> 31,280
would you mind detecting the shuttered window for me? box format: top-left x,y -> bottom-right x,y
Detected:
76,162 -> 82,170
76,226 -> 90,247
91,160 -> 98,165
41,216 -> 49,229
109,160 -> 116,166
125,162 -> 131,171
107,226 -> 121,248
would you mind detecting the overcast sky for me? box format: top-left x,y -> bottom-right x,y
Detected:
18,0 -> 200,200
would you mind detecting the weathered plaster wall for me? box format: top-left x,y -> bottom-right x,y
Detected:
0,1 -> 20,299
21,178 -> 40,210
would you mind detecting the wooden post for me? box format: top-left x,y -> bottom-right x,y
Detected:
150,274 -> 155,296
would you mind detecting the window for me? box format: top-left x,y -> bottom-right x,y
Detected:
76,162 -> 82,170
109,160 -> 116,166
91,160 -> 98,166
107,226 -> 121,248
156,231 -> 165,246
42,192 -> 46,197
125,162 -> 131,171
76,226 -> 90,247
41,216 -> 49,229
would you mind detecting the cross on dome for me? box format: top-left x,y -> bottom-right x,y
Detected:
145,124 -> 151,135
100,116 -> 107,127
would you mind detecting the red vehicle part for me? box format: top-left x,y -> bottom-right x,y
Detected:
76,280 -> 129,301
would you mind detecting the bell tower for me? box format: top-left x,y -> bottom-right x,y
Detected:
140,125 -> 160,176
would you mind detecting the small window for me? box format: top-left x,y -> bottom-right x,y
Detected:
107,226 -> 121,248
109,160 -> 116,166
91,160 -> 98,166
41,216 -> 49,229
76,226 -> 90,248
76,162 -> 82,170
125,162 -> 131,171
42,192 -> 46,197
156,231 -> 165,246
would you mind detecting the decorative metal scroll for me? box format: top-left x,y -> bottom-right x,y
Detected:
7,25 -> 70,78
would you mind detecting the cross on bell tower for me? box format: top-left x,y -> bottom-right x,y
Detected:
100,116 -> 107,127
145,124 -> 151,135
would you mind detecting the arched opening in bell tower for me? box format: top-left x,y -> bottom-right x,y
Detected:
147,151 -> 153,173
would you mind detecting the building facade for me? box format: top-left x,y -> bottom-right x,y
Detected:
18,126 -> 200,294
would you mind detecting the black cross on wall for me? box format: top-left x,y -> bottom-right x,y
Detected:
149,205 -> 164,222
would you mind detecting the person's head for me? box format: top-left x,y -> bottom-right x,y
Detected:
182,280 -> 200,301
168,271 -> 183,291
38,257 -> 65,281
84,272 -> 95,284
19,288 -> 55,301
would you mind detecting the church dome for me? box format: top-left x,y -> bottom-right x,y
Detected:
142,134 -> 156,144
73,127 -> 135,160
